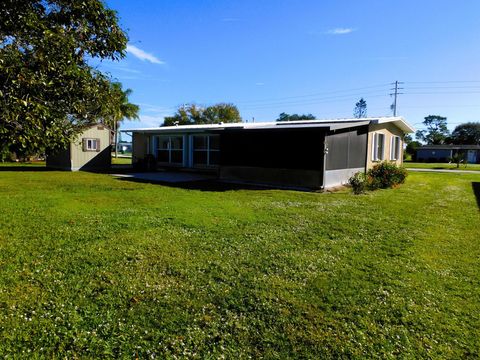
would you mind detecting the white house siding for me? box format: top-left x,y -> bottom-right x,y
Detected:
367,123 -> 404,169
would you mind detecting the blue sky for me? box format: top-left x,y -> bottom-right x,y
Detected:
98,0 -> 480,136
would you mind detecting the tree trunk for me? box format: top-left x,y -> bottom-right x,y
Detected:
114,121 -> 118,158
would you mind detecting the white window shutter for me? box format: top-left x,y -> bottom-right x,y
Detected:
390,137 -> 394,160
397,138 -> 401,160
381,134 -> 385,160
372,133 -> 377,161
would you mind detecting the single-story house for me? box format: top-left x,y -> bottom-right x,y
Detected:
47,124 -> 112,171
125,116 -> 414,189
416,144 -> 480,164
117,141 -> 133,153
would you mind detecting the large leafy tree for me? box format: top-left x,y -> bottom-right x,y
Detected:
163,103 -> 242,126
353,98 -> 367,118
415,115 -> 450,144
450,122 -> 480,145
276,112 -> 316,122
0,0 -> 128,158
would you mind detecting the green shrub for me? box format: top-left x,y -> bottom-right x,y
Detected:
449,152 -> 467,168
0,148 -> 15,162
348,172 -> 367,194
367,161 -> 407,189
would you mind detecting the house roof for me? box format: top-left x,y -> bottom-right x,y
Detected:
419,144 -> 480,150
122,116 -> 414,134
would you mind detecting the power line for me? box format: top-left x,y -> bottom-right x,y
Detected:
236,80 -> 480,108
241,93 -> 387,111
403,91 -> 480,95
405,85 -> 480,90
405,80 -> 480,84
234,83 -> 390,105
400,104 -> 480,109
145,80 -> 480,118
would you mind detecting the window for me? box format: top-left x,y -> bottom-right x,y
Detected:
192,135 -> 220,167
156,136 -> 184,165
83,138 -> 100,152
371,133 -> 385,161
390,136 -> 401,160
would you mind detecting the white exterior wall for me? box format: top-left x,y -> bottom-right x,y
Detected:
367,123 -> 404,169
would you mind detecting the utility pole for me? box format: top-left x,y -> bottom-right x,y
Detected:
390,81 -> 404,116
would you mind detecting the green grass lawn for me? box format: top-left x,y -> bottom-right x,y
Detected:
405,161 -> 480,171
111,156 -> 132,165
0,166 -> 479,358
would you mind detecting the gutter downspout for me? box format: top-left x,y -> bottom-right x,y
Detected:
321,134 -> 328,189
364,124 -> 371,173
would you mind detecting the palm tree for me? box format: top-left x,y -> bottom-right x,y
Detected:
107,82 -> 140,158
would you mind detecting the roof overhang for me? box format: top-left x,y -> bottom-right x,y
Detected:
122,117 -> 414,134
121,123 -> 245,134
373,116 -> 415,133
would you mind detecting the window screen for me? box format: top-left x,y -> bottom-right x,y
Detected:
192,135 -> 220,167
156,136 -> 184,165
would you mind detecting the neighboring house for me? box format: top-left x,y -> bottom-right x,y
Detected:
125,117 -> 414,189
117,141 -> 133,153
47,124 -> 112,171
416,144 -> 480,164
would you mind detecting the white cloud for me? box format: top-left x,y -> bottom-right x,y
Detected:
115,67 -> 141,74
221,17 -> 240,22
255,82 -> 265,86
136,115 -> 166,128
126,44 -> 165,64
326,28 -> 356,35
137,103 -> 174,113
134,105 -> 177,127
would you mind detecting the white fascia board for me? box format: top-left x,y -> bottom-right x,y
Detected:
373,116 -> 415,133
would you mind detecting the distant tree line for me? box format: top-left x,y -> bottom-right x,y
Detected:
449,122 -> 480,144
404,115 -> 480,160
163,103 -> 242,126
414,115 -> 480,145
276,113 -> 316,122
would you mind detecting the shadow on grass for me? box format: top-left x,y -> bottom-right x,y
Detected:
0,163 -> 317,192
0,165 -> 51,172
472,182 -> 480,210
115,176 -> 314,193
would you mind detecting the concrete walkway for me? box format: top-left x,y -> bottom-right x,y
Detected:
407,168 -> 480,175
111,171 -> 216,183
